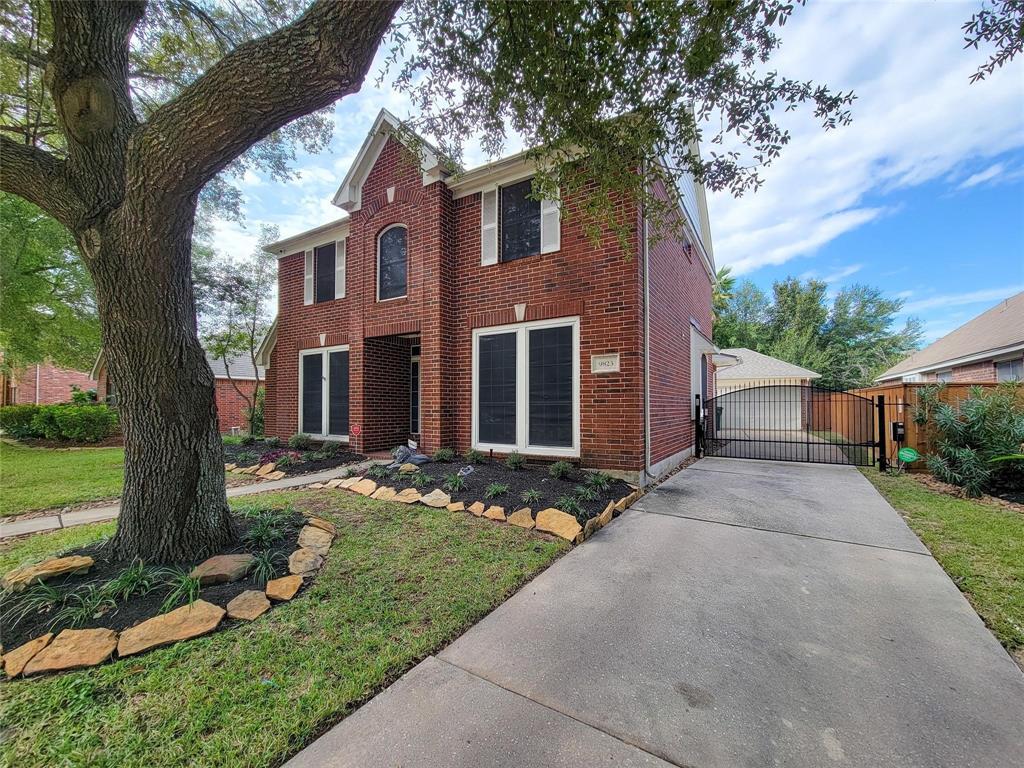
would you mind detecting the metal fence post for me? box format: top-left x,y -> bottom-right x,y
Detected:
876,394 -> 887,472
694,394 -> 703,458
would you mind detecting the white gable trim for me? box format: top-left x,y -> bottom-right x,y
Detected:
255,317 -> 279,368
331,109 -> 442,213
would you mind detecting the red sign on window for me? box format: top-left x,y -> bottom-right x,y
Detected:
350,424 -> 361,437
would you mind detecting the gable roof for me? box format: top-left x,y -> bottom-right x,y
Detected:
877,291 -> 1024,381
91,349 -> 264,381
716,348 -> 820,381
331,109 -> 447,212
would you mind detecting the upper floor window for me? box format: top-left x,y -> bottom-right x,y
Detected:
377,225 -> 408,301
996,358 -> 1022,382
500,179 -> 541,262
480,177 -> 560,266
303,239 -> 345,305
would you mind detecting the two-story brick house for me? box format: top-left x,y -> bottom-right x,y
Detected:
258,110 -> 717,484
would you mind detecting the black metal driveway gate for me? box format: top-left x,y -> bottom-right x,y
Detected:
697,385 -> 878,467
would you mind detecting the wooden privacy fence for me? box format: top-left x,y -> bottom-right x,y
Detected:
842,382 -> 1022,470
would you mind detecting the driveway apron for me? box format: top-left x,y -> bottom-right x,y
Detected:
287,458 -> 1024,768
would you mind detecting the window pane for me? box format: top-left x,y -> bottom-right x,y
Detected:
302,353 -> 323,434
997,359 -> 1022,382
529,326 -> 573,448
410,359 -> 420,433
500,179 -> 540,262
315,243 -> 335,303
478,332 -> 517,444
328,351 -> 349,436
378,227 -> 408,300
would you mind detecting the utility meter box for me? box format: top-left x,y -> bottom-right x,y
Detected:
891,421 -> 905,442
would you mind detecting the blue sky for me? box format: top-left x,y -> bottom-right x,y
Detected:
215,1 -> 1024,345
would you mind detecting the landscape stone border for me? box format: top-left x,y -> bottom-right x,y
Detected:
2,473 -> 647,681
1,514 -> 338,680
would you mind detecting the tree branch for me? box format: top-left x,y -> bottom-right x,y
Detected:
0,136 -> 84,228
135,0 -> 401,198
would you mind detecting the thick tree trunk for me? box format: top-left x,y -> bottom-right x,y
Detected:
87,196 -> 234,562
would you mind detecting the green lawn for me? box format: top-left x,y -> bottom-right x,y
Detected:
0,442 -> 125,516
0,491 -> 567,767
861,469 -> 1024,657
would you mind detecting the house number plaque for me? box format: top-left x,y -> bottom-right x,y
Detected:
591,353 -> 620,374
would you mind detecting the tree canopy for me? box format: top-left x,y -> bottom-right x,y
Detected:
713,276 -> 923,390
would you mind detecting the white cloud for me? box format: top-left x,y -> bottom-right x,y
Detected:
957,162 -> 1004,190
902,285 -> 1024,313
706,2 -> 1024,274
800,263 -> 863,284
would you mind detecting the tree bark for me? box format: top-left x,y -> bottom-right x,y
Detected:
1,0 -> 401,562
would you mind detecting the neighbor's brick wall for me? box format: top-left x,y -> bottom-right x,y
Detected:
12,363 -> 96,405
952,360 -> 997,383
214,378 -> 258,433
646,178 -> 714,466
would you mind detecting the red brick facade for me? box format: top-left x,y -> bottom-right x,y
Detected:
7,363 -> 96,405
920,354 -> 1023,383
264,132 -> 714,480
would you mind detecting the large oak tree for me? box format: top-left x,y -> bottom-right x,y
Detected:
1,0 -> 859,562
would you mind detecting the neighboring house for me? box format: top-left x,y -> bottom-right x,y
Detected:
257,109 -> 717,483
92,351 -> 265,433
877,291 -> 1024,384
712,348 -> 820,431
0,361 -> 96,405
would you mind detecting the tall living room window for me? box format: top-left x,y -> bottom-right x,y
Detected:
472,317 -> 579,456
299,346 -> 349,438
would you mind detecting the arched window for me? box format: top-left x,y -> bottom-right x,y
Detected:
377,225 -> 408,301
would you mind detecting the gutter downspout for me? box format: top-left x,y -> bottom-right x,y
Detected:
642,186 -> 652,487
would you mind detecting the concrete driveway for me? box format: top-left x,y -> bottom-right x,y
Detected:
287,458 -> 1024,768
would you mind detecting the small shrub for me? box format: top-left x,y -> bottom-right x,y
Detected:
573,484 -> 598,501
432,447 -> 456,462
156,567 -> 202,613
260,448 -> 302,465
366,464 -> 390,480
264,436 -> 282,448
443,473 -> 467,492
240,434 -> 256,446
235,450 -> 259,465
222,435 -> 243,446
520,488 -> 542,505
548,460 -> 573,480
408,470 -> 432,487
584,471 -> 614,492
69,386 -> 96,405
463,448 -> 485,464
505,452 -> 526,470
485,482 -> 510,498
102,561 -> 158,601
250,550 -> 287,586
319,441 -> 343,458
0,404 -> 42,438
243,511 -> 287,548
25,405 -> 118,442
288,432 -> 314,450
275,454 -> 296,470
1,582 -> 61,628
49,585 -> 116,630
555,494 -> 585,521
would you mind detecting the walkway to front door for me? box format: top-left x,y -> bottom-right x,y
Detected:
286,458 -> 1024,768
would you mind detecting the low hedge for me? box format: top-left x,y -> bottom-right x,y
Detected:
0,404 -> 119,442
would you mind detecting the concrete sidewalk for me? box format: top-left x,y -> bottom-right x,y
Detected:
0,461 -> 377,539
286,458 -> 1024,768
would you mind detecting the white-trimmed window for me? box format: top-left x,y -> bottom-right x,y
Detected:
471,317 -> 579,457
936,370 -> 953,383
299,345 -> 349,439
377,224 -> 408,301
304,239 -> 346,305
996,357 -> 1022,382
480,176 -> 560,266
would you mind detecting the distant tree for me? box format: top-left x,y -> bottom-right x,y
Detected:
713,277 -> 921,389
713,280 -> 770,349
195,226 -> 277,435
0,193 -> 99,372
713,266 -> 736,321
964,0 -> 1024,82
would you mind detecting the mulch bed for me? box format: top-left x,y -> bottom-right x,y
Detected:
0,506 -> 306,651
222,439 -> 365,477
370,456 -> 634,522
910,473 -> 1024,514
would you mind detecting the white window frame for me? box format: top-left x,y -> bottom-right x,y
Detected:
996,357 -> 1023,382
376,223 -> 408,302
936,369 -> 953,383
471,316 -> 580,458
298,344 -> 350,441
